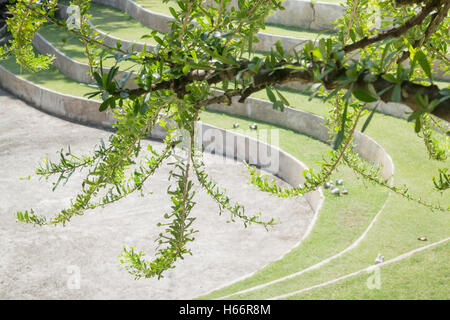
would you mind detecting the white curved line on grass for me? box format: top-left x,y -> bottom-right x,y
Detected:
268,236 -> 450,300
216,192 -> 391,300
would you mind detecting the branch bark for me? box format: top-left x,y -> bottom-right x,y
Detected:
343,0 -> 439,53
122,60 -> 449,122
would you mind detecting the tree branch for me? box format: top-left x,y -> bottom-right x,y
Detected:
121,59 -> 449,122
343,0 -> 438,53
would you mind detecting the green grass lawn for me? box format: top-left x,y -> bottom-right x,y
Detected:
199,97 -> 450,300
263,24 -> 332,39
88,1 -> 162,43
37,23 -> 141,71
295,241 -> 449,299
0,54 -> 97,98
134,0 -> 174,15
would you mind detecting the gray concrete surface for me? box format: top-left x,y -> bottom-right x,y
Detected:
266,0 -> 344,30
0,89 -> 315,299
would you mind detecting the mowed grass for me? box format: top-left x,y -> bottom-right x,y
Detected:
198,110 -> 389,299
134,0 -> 174,15
37,23 -> 140,71
0,55 -> 97,98
88,1 -> 163,42
263,23 -> 332,39
199,95 -> 449,300
294,241 -> 450,300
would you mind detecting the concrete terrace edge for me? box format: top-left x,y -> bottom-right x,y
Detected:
31,33 -> 395,182
93,0 -> 344,31
89,0 -> 321,52
32,33 -> 138,89
55,4 -> 153,53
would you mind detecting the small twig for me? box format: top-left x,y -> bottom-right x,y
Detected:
344,0 -> 358,44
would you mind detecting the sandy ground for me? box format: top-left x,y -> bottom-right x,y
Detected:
0,89 -> 314,299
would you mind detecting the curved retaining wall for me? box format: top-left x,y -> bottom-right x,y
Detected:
89,0 -> 449,79
33,33 -> 92,84
55,4 -> 152,53
31,34 -> 394,181
0,65 -> 114,128
32,33 -> 138,89
0,64 -> 324,213
134,0 -> 344,30
266,0 -> 344,30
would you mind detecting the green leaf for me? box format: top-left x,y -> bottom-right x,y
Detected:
353,89 -> 378,103
415,50 -> 433,81
382,73 -> 398,83
407,110 -> 423,122
266,86 -> 277,103
139,102 -> 149,114
191,50 -> 198,64
361,104 -> 378,133
106,66 -> 119,90
392,84 -> 402,102
169,7 -> 178,19
182,65 -> 190,75
274,88 -> 290,106
312,48 -> 323,60
85,91 -> 101,99
275,40 -> 284,56
153,36 -> 165,46
273,101 -> 284,111
414,117 -> 421,133
93,72 -> 103,88
99,99 -> 110,112
333,103 -> 348,150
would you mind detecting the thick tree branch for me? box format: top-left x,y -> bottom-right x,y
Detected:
343,0 -> 439,53
121,59 -> 449,122
203,64 -> 449,122
397,0 -> 450,63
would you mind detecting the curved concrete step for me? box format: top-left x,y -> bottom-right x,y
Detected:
89,0 -> 324,52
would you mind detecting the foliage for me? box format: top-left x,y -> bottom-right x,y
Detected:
2,0 -> 449,278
